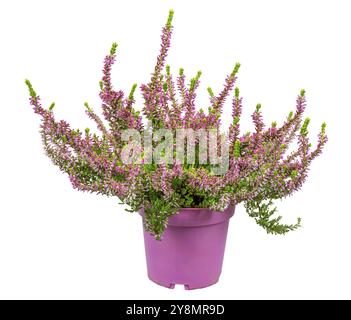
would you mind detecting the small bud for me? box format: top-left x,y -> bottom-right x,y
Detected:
321,122 -> 327,135
110,42 -> 118,55
288,111 -> 294,120
49,102 -> 55,111
25,79 -> 37,98
85,128 -> 90,135
195,70 -> 202,80
128,83 -> 138,100
99,80 -> 103,90
300,117 -> 311,136
231,62 -> 241,76
300,89 -> 306,97
179,67 -> 184,76
166,9 -> 174,29
256,103 -> 262,112
190,78 -> 196,91
271,121 -> 277,128
84,102 -> 92,112
165,65 -> 170,76
163,82 -> 168,92
234,87 -> 240,98
207,87 -> 214,97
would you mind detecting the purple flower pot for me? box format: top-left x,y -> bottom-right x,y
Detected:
140,206 -> 235,290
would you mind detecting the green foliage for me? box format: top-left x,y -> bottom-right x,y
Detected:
245,198 -> 302,235
143,195 -> 178,240
290,170 -> 298,179
234,140 -> 241,158
233,116 -> 240,125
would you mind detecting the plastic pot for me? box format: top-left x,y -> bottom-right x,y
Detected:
140,205 -> 235,290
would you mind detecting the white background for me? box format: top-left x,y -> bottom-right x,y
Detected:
0,0 -> 350,299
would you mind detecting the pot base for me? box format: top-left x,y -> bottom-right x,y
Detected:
147,275 -> 219,290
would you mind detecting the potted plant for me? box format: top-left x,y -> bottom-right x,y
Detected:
25,10 -> 327,290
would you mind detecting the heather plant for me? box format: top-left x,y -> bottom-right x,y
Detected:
25,10 -> 327,239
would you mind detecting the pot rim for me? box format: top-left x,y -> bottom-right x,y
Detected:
139,205 -> 235,227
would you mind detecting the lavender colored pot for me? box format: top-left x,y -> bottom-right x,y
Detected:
140,205 -> 235,290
